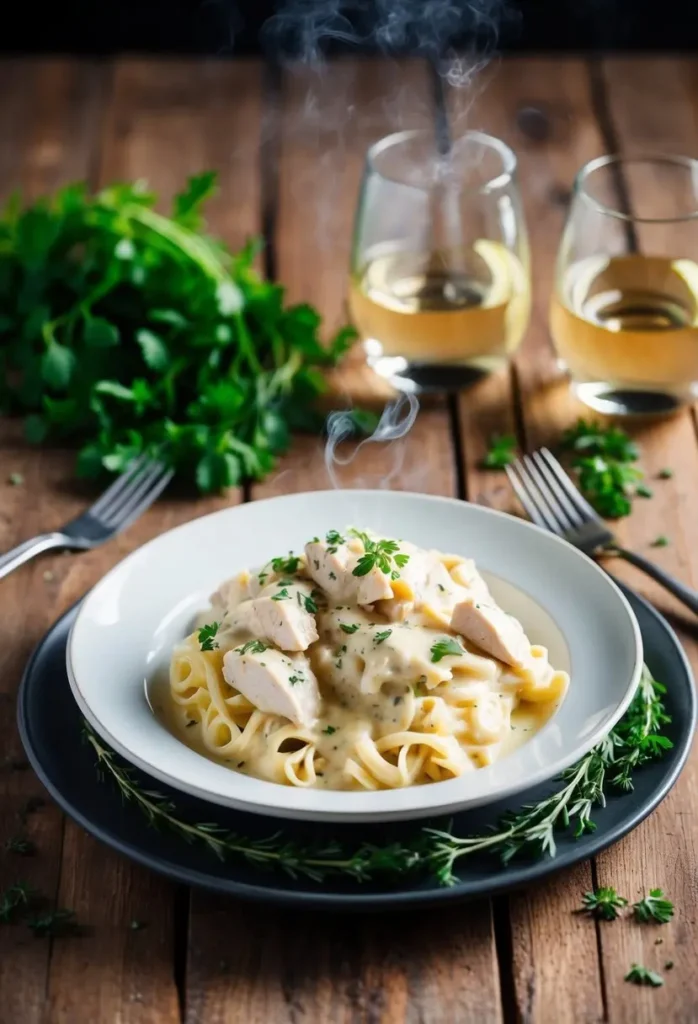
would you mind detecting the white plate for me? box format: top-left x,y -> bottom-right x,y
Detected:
67,490 -> 643,823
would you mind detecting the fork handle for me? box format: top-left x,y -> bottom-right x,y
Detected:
614,547 -> 698,616
0,533 -> 68,581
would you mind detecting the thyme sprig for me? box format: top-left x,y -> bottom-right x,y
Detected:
86,666 -> 671,887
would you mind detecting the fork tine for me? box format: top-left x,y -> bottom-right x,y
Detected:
89,454 -> 151,517
105,466 -> 174,529
539,448 -> 602,522
522,454 -> 574,530
530,451 -> 584,526
506,461 -> 561,533
101,463 -> 172,527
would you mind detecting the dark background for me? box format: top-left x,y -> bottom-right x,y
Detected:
0,0 -> 694,55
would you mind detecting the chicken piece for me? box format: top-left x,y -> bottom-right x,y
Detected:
223,646 -> 320,727
304,540 -> 352,599
210,570 -> 261,615
304,538 -> 393,606
451,598 -> 531,668
226,580 -> 319,652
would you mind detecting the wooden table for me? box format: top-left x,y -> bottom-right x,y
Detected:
1,55 -> 697,1024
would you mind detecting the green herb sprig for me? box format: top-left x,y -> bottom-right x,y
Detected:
561,420 -> 645,519
577,887 -> 628,921
625,964 -> 664,987
0,175 -> 355,493
349,530 -> 410,579
633,888 -> 675,924
197,622 -> 220,652
482,434 -> 517,469
86,665 -> 671,887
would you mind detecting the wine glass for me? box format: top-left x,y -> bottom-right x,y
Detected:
348,129 -> 531,393
550,154 -> 698,415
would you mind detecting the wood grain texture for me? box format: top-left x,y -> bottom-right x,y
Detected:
588,58 -> 698,1024
448,58 -> 608,1023
183,58 -> 503,1024
187,896 -> 500,1024
39,58 -> 258,1024
0,59 -> 110,1024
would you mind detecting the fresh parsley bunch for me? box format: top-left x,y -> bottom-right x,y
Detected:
0,173 -> 355,492
561,420 -> 644,518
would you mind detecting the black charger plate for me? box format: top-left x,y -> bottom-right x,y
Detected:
18,587 -> 696,910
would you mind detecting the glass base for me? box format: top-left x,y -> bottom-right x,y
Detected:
369,354 -> 500,394
572,380 -> 695,416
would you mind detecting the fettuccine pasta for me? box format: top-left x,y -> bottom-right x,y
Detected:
162,528 -> 568,790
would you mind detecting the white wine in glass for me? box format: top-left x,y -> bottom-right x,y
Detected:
349,130 -> 530,392
550,155 -> 698,415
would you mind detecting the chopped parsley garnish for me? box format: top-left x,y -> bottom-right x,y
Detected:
482,434 -> 517,469
288,674 -> 303,685
329,571 -> 337,580
430,637 -> 464,662
636,483 -> 653,499
325,529 -> 345,553
197,622 -> 220,651
340,623 -> 360,634
658,467 -> 673,479
633,888 -> 674,924
303,593 -> 318,614
235,639 -> 269,655
561,419 -> 644,519
323,725 -> 337,735
8,472 -> 24,486
277,578 -> 295,586
651,535 -> 670,548
577,887 -> 628,921
271,588 -> 290,602
271,554 -> 300,575
374,629 -> 392,645
437,583 -> 446,592
625,964 -> 664,987
349,529 -> 410,578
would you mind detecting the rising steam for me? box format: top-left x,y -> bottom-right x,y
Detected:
324,394 -> 419,489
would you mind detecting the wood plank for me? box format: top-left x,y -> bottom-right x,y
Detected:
184,58 -> 503,1024
447,58 -> 609,1023
187,897 -> 500,1024
41,58 -> 263,1024
0,59 -> 110,1024
588,57 -> 698,1024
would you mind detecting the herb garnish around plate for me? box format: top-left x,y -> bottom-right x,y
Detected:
430,638 -> 464,663
633,888 -> 675,924
197,622 -> 220,652
560,420 -> 645,518
85,665 -> 672,887
651,535 -> 670,548
0,174 -> 355,493
577,887 -> 628,921
349,530 -> 410,578
625,964 -> 664,987
482,434 -> 517,469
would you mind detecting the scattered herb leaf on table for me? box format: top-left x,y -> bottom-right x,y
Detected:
560,420 -> 645,518
0,174 -> 355,492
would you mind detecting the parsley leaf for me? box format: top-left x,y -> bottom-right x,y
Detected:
374,629 -> 392,645
576,887 -> 628,921
560,420 -> 647,519
651,535 -> 670,548
625,964 -> 664,987
482,434 -> 517,469
633,888 -> 675,924
235,639 -> 269,655
302,593 -> 318,614
197,622 -> 220,652
271,554 -> 300,575
340,623 -> 360,634
271,588 -> 291,602
325,529 -> 345,553
430,637 -> 464,662
0,175 -> 355,493
322,725 -> 337,735
349,530 -> 410,578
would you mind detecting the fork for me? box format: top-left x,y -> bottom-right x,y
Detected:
506,447 -> 698,616
0,456 -> 174,581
